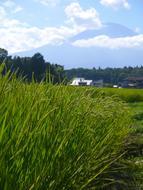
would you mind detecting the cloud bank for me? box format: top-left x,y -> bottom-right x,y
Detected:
1,1 -> 143,54
65,2 -> 102,30
35,0 -> 59,6
100,0 -> 130,9
72,34 -> 143,49
0,2 -> 102,53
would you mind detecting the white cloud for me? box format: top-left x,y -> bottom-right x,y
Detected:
0,0 -> 142,55
3,0 -> 15,8
0,6 -> 6,17
2,0 -> 23,13
0,2 -> 103,53
12,6 -> 23,13
0,2 -> 71,52
35,0 -> 59,6
100,0 -> 130,9
0,5 -> 27,28
72,35 -> 143,49
0,3 -> 84,53
0,25 -> 80,53
65,2 -> 102,30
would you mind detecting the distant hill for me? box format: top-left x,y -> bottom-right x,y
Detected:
71,22 -> 136,41
13,23 -> 143,69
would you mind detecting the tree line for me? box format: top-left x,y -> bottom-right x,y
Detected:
0,48 -> 65,83
65,66 -> 143,85
1,48 -> 143,85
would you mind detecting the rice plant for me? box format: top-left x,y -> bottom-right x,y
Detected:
0,67 -> 132,190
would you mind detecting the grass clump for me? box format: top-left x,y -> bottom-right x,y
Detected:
0,70 -> 131,189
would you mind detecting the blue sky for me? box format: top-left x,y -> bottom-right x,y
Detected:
0,0 -> 143,53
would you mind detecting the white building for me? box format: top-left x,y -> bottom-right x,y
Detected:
70,78 -> 93,86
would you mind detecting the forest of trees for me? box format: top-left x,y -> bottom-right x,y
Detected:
0,48 -> 65,83
1,47 -> 143,85
65,66 -> 143,85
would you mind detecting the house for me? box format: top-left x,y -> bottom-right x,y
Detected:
121,77 -> 143,88
70,78 -> 93,86
70,78 -> 103,87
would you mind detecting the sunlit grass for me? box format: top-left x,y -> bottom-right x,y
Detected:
0,67 -> 132,189
98,88 -> 143,102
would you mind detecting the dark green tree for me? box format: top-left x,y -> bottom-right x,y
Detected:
31,53 -> 46,81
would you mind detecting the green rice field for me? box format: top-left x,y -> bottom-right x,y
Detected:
0,69 -> 143,189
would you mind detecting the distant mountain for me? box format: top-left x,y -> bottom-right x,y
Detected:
71,23 -> 137,41
13,23 -> 143,69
